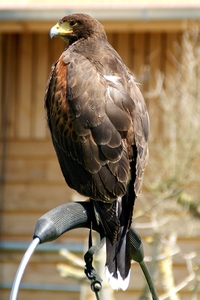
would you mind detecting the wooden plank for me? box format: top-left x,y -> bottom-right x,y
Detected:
1,34 -> 17,138
48,35 -> 65,67
162,32 -> 179,140
147,33 -> 162,133
127,33 -> 135,72
132,33 -> 145,81
102,20 -> 200,33
1,250 -> 82,265
0,140 -> 55,158
2,255 -> 199,299
3,157 -> 64,183
140,33 -> 151,94
2,183 -> 86,213
0,21 -> 56,33
0,27 -> 199,300
0,212 -> 89,240
31,33 -> 49,138
0,34 -> 3,138
1,290 -> 80,300
106,33 -> 113,45
1,260 -> 145,292
116,33 -> 130,66
0,234 -> 88,244
0,20 -> 199,34
165,32 -> 179,79
148,33 -> 162,87
16,34 -> 33,138
2,261 -> 79,286
0,212 -> 44,237
1,288 -> 199,300
46,35 -> 65,138
1,231 -> 200,297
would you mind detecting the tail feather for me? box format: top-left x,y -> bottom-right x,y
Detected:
105,231 -> 131,291
91,179 -> 135,290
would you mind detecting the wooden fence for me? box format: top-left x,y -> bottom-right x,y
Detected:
1,23 -> 200,299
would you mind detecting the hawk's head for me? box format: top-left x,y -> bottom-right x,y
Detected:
50,13 -> 107,44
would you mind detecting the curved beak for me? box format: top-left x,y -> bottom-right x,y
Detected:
50,24 -> 60,38
50,22 -> 73,39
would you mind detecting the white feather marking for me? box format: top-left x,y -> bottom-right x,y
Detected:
104,75 -> 120,84
105,266 -> 131,291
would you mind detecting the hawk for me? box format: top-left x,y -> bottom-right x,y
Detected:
45,13 -> 149,291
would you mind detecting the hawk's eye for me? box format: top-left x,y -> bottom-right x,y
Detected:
69,21 -> 77,27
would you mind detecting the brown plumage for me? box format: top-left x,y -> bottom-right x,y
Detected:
45,13 -> 149,290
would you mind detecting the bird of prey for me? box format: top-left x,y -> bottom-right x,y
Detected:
45,13 -> 149,291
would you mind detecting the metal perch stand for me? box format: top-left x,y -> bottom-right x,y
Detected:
9,201 -> 159,300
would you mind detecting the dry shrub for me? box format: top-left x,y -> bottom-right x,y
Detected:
136,28 -> 200,300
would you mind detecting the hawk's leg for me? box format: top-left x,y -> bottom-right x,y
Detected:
84,229 -> 105,293
84,244 -> 103,292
